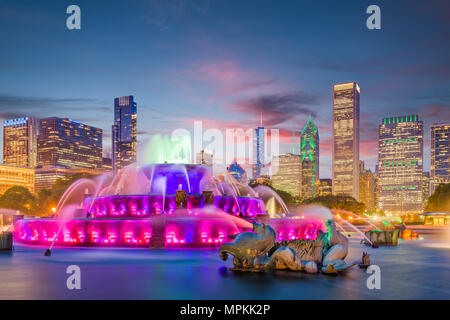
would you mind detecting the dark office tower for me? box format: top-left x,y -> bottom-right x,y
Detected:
430,123 -> 450,194
378,115 -> 423,214
38,117 -> 103,169
3,117 -> 37,168
300,115 -> 319,199
332,82 -> 360,200
112,96 -> 137,172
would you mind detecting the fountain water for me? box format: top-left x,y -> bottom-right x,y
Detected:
334,215 -> 373,245
253,185 -> 289,214
55,178 -> 97,216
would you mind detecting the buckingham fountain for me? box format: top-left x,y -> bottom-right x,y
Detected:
11,135 -> 366,274
13,162 -> 325,248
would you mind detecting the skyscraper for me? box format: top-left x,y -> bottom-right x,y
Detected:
253,123 -> 265,179
430,123 -> 450,194
332,82 -> 360,200
359,161 -> 376,211
112,96 -> 137,172
3,117 -> 37,168
318,179 -> 332,197
272,153 -> 302,199
300,115 -> 319,199
378,115 -> 423,214
38,117 -> 102,169
422,171 -> 430,208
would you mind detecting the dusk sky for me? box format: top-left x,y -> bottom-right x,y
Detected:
0,0 -> 449,178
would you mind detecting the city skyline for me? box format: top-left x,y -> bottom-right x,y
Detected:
0,0 -> 449,178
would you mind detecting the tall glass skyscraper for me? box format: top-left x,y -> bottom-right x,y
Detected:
253,125 -> 265,179
300,115 -> 319,199
378,115 -> 423,214
112,96 -> 137,172
430,122 -> 450,194
3,117 -> 37,168
332,82 -> 360,200
38,117 -> 103,169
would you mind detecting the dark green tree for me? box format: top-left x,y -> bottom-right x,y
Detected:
0,186 -> 37,213
301,194 -> 366,214
425,183 -> 450,213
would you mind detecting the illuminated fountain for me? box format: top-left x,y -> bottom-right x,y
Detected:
13,135 -> 327,250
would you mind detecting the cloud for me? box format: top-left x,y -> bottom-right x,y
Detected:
231,92 -> 318,126
419,103 -> 450,119
0,94 -> 106,119
302,57 -> 450,82
0,94 -> 99,107
300,56 -> 401,75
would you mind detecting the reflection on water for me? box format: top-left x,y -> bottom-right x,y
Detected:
419,227 -> 450,249
1,232 -> 450,300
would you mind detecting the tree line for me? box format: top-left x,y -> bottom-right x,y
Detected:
0,173 -> 94,216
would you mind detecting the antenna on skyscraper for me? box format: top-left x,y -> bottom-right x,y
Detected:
260,112 -> 263,127
292,120 -> 296,154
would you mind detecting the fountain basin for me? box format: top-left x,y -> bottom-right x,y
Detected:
270,218 -> 325,242
15,164 -> 326,249
13,216 -> 325,248
13,216 -> 249,248
364,229 -> 399,246
0,232 -> 13,251
86,194 -> 265,218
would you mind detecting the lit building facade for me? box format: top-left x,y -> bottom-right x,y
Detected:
0,164 -> 34,195
359,161 -> 376,211
378,115 -> 423,214
422,171 -> 430,208
300,116 -> 319,199
430,123 -> 450,194
38,117 -> 102,169
272,153 -> 301,199
35,166 -> 105,192
3,117 -> 37,168
319,179 -> 332,197
253,126 -> 265,179
332,82 -> 360,200
102,157 -> 113,172
112,96 -> 137,172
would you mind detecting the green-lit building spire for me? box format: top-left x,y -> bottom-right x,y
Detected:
300,115 -> 319,199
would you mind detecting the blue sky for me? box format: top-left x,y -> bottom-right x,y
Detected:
0,0 -> 449,177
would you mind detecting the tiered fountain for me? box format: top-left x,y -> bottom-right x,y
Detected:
13,136 -> 326,250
